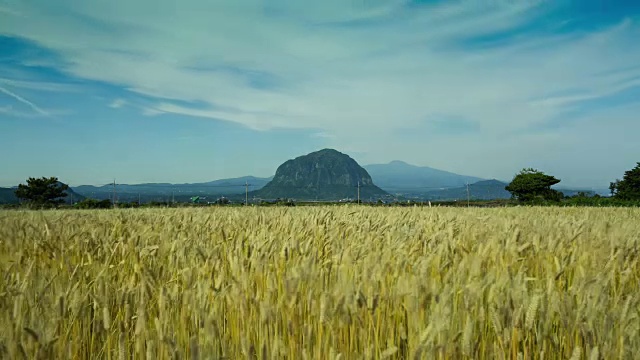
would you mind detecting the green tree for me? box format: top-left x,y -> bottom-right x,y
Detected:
505,168 -> 563,202
613,163 -> 640,200
14,177 -> 69,206
609,180 -> 620,196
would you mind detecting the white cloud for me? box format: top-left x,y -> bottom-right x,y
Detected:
1,0 -> 639,185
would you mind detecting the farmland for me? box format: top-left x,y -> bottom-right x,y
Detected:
1,207 -> 639,359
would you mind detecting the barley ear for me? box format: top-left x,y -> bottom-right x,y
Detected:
118,325 -> 126,360
570,346 -> 582,360
462,315 -> 473,356
525,295 -> 540,330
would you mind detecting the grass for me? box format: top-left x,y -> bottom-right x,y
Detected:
0,206 -> 639,359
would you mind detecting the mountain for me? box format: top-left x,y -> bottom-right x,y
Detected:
554,187 -> 603,197
72,176 -> 273,203
0,187 -> 17,204
253,149 -> 388,201
0,185 -> 85,204
420,179 -> 511,201
399,179 -> 599,201
364,160 -> 484,194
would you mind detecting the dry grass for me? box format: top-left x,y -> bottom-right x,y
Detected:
0,206 -> 639,359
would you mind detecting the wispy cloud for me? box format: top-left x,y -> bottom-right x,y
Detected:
0,78 -> 80,93
530,75 -> 640,108
109,98 -> 126,108
0,86 -> 48,116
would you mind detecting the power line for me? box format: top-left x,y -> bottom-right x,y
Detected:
72,179 -> 510,204
84,183 -> 261,189
79,182 -> 488,191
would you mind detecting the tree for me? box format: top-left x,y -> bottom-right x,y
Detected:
14,177 -> 69,206
609,180 -> 620,197
505,168 -> 563,202
613,162 -> 640,200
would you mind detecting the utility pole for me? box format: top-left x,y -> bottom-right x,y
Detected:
172,191 -> 175,205
466,182 -> 470,207
138,193 -> 141,206
357,181 -> 361,204
245,181 -> 249,206
113,179 -> 117,208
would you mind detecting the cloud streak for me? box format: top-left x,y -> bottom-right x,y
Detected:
0,86 -> 48,116
0,78 -> 80,93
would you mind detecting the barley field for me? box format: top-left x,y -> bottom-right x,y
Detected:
0,207 -> 638,359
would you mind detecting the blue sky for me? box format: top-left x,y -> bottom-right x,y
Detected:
1,0 -> 639,187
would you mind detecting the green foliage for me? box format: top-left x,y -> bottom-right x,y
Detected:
562,195 -> 640,207
276,198 -> 296,206
505,168 -> 563,202
612,162 -> 640,200
143,201 -> 169,207
74,198 -> 113,209
14,177 -> 69,206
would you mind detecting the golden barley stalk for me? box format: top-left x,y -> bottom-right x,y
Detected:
462,315 -> 473,355
525,295 -> 540,330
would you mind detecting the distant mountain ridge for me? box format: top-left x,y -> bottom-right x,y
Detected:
0,187 -> 17,204
254,149 -> 388,201
364,160 -> 484,193
397,179 -> 600,201
72,176 -> 273,203
420,179 -> 512,201
0,184 -> 84,204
